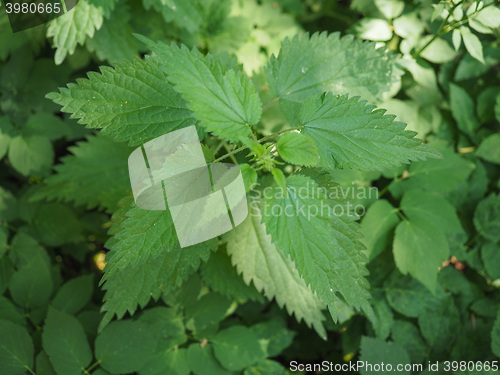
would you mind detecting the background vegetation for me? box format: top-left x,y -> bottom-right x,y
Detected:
0,0 -> 499,374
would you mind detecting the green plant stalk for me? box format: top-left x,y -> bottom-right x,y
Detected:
213,126 -> 301,163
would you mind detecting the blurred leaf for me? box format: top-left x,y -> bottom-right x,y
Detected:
0,320 -> 34,375
476,134 -> 500,164
474,194 -> 500,243
95,320 -> 156,374
359,336 -> 410,375
460,27 -> 484,64
42,308 -> 92,375
51,275 -> 94,315
211,326 -> 264,371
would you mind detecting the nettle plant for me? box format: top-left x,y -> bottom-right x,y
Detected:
1,0 -> 500,373
39,31 -> 444,368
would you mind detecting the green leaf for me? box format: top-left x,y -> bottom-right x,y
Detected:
8,135 -> 53,176
276,132 -> 319,167
418,297 -> 460,353
391,321 -> 427,364
42,307 -> 92,375
388,143 -> 475,198
36,351 -> 57,375
384,271 -> 445,318
8,233 -> 49,268
250,320 -> 294,357
47,57 -> 195,146
0,227 -> 7,259
353,18 -> 392,41
244,359 -> 288,375
86,5 -> 138,63
211,326 -> 264,371
23,113 -> 70,141
452,29 -> 462,51
493,310 -> 500,358
374,0 -> 404,19
34,135 -> 131,212
361,200 -> 399,260
300,93 -> 440,171
30,203 -> 82,247
449,83 -> 479,138
471,299 -> 500,318
0,186 -> 17,221
138,36 -> 262,143
200,249 -> 264,303
51,275 -> 94,315
9,253 -> 53,309
261,175 -> 373,321
101,200 -> 217,325
0,257 -> 14,295
474,194 -> 500,243
187,343 -> 231,375
103,203 -> 177,275
393,216 -> 448,292
482,242 -> 500,280
265,32 -> 402,120
47,0 -> 104,64
0,320 -> 34,375
225,211 -> 326,338
474,5 -> 500,29
476,133 -> 500,165
418,36 -> 457,63
138,307 -> 186,352
359,336 -> 410,375
369,293 -> 393,340
140,347 -> 190,375
271,168 -> 286,191
95,320 -> 157,374
0,296 -> 25,326
400,190 -> 466,238
460,26 -> 485,64
185,293 -> 232,334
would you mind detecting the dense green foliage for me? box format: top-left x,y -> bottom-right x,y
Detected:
0,0 -> 500,374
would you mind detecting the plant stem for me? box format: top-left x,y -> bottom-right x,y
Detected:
262,97 -> 279,112
413,1 -> 461,59
83,360 -> 102,375
212,126 -> 301,163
